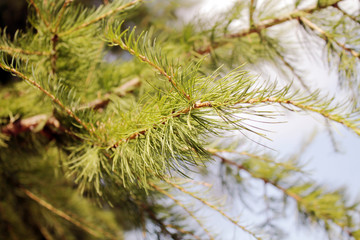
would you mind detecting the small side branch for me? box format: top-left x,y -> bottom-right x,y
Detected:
300,17 -> 360,59
215,152 -> 355,238
22,188 -> 117,239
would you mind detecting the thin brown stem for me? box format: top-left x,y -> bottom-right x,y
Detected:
50,34 -> 59,76
59,0 -> 143,37
22,188 -> 107,238
195,1 -> 343,55
54,0 -> 74,33
28,0 -> 50,28
300,17 -> 360,59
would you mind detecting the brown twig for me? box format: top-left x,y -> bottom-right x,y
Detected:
300,16 -> 360,59
54,0 -> 74,33
195,1 -> 343,55
22,188 -> 116,238
1,78 -> 141,138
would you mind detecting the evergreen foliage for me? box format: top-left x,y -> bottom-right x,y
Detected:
0,0 -> 360,239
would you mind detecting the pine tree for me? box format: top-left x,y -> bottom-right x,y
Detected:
0,0 -> 360,239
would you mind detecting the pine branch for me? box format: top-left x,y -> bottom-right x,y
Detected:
59,0 -> 144,37
214,152 -> 302,201
242,97 -> 360,136
300,16 -> 360,59
112,93 -> 360,149
214,152 -> 356,238
195,0 -> 343,54
210,151 -> 353,237
162,178 -> 261,240
22,188 -> 117,239
0,63 -> 93,134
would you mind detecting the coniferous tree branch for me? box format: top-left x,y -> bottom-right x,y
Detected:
212,152 -> 359,239
1,1 -> 360,239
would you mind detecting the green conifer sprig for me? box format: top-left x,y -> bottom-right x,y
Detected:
1,0 -> 360,239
